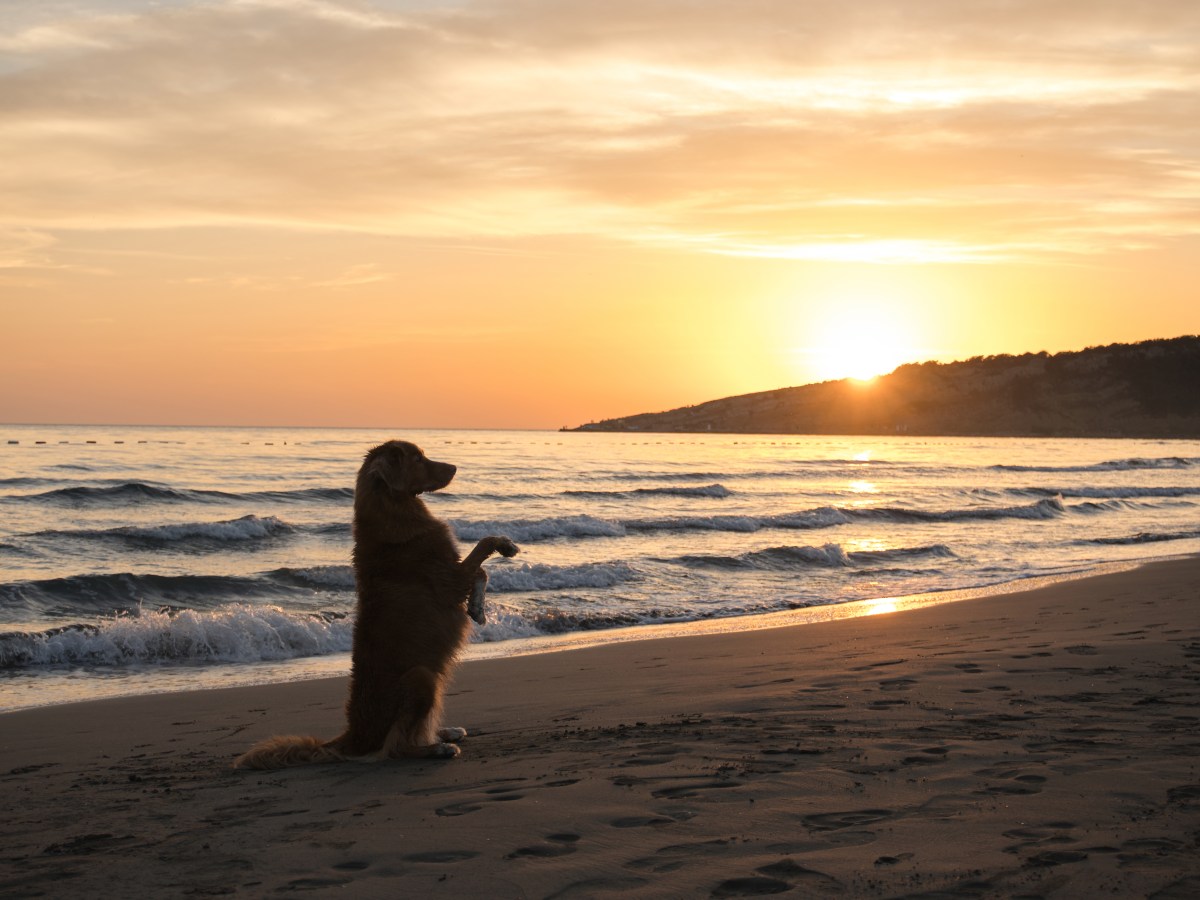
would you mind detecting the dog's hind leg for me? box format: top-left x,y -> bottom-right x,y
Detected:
383,666 -> 462,759
467,569 -> 488,625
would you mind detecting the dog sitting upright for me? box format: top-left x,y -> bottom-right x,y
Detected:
235,440 -> 517,769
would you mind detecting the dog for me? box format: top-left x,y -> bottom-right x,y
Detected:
234,440 -> 517,769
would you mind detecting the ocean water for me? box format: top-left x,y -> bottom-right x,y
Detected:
2,425 -> 1199,711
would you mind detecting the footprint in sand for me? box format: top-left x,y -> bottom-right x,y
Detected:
710,876 -> 790,897
651,778 -> 743,800
800,809 -> 894,833
711,860 -> 844,897
505,833 -> 580,860
627,838 -> 735,874
1002,821 -> 1078,856
543,876 -> 649,899
757,859 -> 843,891
975,768 -> 1047,796
610,815 -> 676,828
433,777 -> 581,817
403,850 -> 481,864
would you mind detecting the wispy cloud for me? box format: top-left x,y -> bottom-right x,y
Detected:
2,0 -> 1198,264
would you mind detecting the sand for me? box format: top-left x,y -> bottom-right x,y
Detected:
2,558 -> 1199,898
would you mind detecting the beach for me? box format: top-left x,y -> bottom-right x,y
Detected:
2,556 -> 1199,898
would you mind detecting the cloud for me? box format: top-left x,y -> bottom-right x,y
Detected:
2,0 -> 1198,263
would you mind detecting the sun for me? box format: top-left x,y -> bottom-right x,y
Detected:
802,304 -> 920,383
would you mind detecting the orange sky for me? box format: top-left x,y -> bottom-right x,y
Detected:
2,1 -> 1198,428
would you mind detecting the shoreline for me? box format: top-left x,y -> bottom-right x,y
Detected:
1,556 -> 1197,897
0,555 -> 1161,715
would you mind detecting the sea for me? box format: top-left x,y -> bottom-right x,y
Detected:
2,425 -> 1199,712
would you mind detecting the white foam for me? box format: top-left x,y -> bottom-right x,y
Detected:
487,561 -> 638,592
453,515 -> 627,542
117,514 -> 293,542
1,604 -> 352,668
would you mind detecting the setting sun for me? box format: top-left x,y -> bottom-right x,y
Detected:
803,305 -> 921,383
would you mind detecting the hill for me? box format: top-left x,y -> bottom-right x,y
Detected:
568,336 -> 1200,438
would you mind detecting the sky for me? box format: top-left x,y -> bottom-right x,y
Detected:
2,0 -> 1198,429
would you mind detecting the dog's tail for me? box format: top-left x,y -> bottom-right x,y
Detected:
233,735 -> 344,770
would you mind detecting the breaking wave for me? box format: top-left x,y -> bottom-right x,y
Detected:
31,515 -> 297,549
0,605 -> 352,669
486,561 -> 639,592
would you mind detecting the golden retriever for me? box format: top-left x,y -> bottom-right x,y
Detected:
234,440 -> 517,769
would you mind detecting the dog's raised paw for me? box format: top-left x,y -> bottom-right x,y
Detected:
497,538 -> 519,558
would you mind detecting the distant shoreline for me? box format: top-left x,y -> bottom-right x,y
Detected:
566,336 -> 1200,438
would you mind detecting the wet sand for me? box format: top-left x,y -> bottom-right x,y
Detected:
2,557 -> 1199,898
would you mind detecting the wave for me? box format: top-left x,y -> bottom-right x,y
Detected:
8,482 -> 207,505
1068,500 -> 1132,515
31,515 -> 297,549
0,600 -> 648,665
453,515 -> 628,542
0,476 -> 56,487
0,557 -> 643,619
268,565 -> 356,591
0,540 -> 38,554
845,497 -> 1066,523
0,605 -> 351,669
3,481 -> 354,506
672,542 -> 955,571
993,456 -> 1199,473
1013,486 -> 1200,500
241,487 -> 354,503
564,483 -> 732,499
451,498 -> 1068,543
486,561 -> 639,592
0,571 -> 312,616
631,506 -> 854,533
267,560 -> 639,594
1083,529 -> 1200,546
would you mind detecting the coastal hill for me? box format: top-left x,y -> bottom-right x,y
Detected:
568,336 -> 1200,437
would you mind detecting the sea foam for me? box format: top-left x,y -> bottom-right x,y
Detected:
0,605 -> 352,669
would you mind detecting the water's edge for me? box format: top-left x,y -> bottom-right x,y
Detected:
2,554 -> 1175,715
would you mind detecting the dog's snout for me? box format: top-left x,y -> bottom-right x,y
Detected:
424,460 -> 456,492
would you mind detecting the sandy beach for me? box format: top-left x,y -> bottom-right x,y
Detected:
2,557 -> 1198,898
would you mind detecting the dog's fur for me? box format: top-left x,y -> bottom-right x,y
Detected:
234,440 -> 516,769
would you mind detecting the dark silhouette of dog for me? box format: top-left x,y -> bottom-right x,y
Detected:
234,440 -> 517,769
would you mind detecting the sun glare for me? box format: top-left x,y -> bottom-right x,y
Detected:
802,303 -> 919,383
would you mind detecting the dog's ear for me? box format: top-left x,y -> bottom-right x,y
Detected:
365,450 -> 404,493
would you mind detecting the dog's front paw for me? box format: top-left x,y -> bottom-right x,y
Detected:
496,537 -> 519,558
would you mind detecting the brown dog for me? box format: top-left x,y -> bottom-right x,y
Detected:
234,440 -> 517,769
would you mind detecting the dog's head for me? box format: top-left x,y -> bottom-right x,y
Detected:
360,440 -> 456,496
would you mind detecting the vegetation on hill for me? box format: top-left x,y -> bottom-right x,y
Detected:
569,336 -> 1200,437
